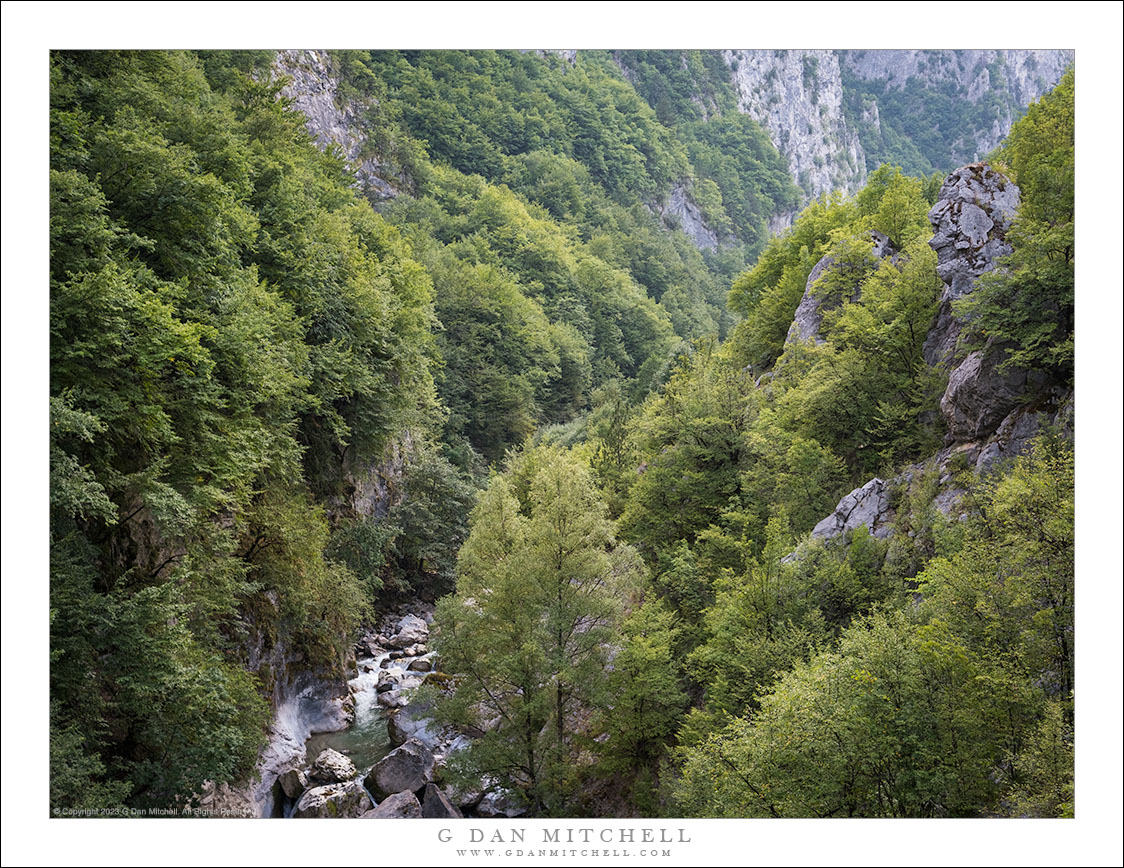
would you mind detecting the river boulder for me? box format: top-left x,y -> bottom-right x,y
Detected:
421,783 -> 463,819
365,739 -> 435,798
363,790 -> 423,819
292,781 -> 372,818
276,767 -> 308,800
386,698 -> 441,749
476,788 -> 528,818
389,614 -> 429,649
309,747 -> 357,783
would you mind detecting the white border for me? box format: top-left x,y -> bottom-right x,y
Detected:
3,3 -> 1121,866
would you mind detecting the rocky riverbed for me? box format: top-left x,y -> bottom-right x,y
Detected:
264,603 -> 527,819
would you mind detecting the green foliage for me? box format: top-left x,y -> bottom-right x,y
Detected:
386,165 -> 679,463
341,49 -> 797,344
50,532 -> 271,809
432,446 -> 643,814
1007,698 -> 1074,818
687,510 -> 828,718
620,343 -> 755,557
49,49 -> 436,809
673,437 -> 1073,817
917,437 -> 1075,701
594,598 -> 688,811
674,610 -> 1004,817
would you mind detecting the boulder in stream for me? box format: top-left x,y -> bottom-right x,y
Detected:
389,614 -> 429,649
362,790 -> 423,819
309,747 -> 357,783
277,767 -> 308,800
387,698 -> 441,749
476,787 -> 528,818
421,783 -> 463,819
292,781 -> 373,818
365,738 -> 435,798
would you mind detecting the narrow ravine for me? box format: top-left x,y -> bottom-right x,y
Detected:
262,604 -> 486,818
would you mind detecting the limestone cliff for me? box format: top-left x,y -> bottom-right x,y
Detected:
655,182 -> 720,251
723,49 -> 866,202
717,49 -> 1071,210
274,49 -> 402,203
841,49 -> 1074,166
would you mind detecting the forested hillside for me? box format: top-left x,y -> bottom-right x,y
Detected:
49,49 -> 1074,821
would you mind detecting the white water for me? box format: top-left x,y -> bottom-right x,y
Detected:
304,652 -> 395,773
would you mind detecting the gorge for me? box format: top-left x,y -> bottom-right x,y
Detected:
47,47 -> 1075,824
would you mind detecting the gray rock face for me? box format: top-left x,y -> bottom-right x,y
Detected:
330,431 -> 414,523
657,182 -> 719,251
923,163 -> 1020,367
274,49 -> 401,202
366,739 -> 435,798
714,50 -> 1068,213
421,784 -> 464,819
920,162 -> 1057,444
787,230 -> 895,347
941,346 -> 1050,443
386,698 -> 442,749
811,477 -> 893,541
841,50 -> 1073,162
309,747 -> 357,784
363,790 -> 423,819
389,614 -> 429,649
723,49 -> 866,200
292,781 -> 373,818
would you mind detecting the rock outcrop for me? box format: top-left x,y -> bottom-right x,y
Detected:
386,697 -> 442,749
795,157 -> 1071,559
250,664 -> 355,818
717,50 -> 1069,208
787,230 -> 896,347
657,182 -> 720,251
940,345 -> 1050,443
921,161 -> 1058,446
810,477 -> 893,541
476,788 -> 529,818
923,163 -> 1020,368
